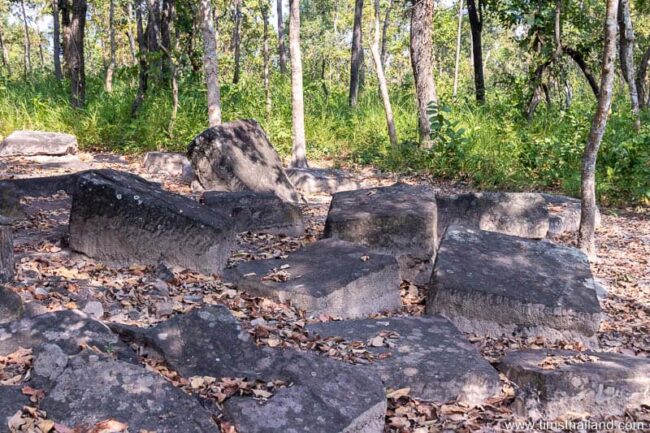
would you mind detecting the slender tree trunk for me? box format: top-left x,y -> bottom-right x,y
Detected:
161,0 -> 173,81
618,0 -> 640,130
20,0 -> 32,78
68,0 -> 87,108
452,0 -> 463,98
199,0 -> 223,126
37,33 -> 45,66
0,24 -> 11,76
125,2 -> 138,64
349,0 -> 364,107
261,1 -> 271,116
467,0 -> 485,103
105,0 -> 116,92
131,1 -> 148,117
61,0 -> 72,77
636,45 -> 650,107
289,0 -> 307,168
380,0 -> 393,69
579,0 -> 619,258
563,46 -> 600,97
232,0 -> 243,84
277,0 -> 287,74
409,0 -> 438,148
371,0 -> 397,147
52,0 -> 63,80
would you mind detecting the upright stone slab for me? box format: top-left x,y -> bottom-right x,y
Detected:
436,192 -> 549,240
224,239 -> 401,319
542,193 -> 601,238
0,131 -> 78,156
203,191 -> 304,237
308,316 -> 501,405
428,225 -> 602,346
285,167 -> 361,195
188,119 -> 300,203
69,170 -> 236,274
499,349 -> 650,419
143,151 -> 194,179
0,217 -> 14,283
324,183 -> 437,284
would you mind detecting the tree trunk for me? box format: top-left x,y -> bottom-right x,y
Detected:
131,1 -> 148,117
68,0 -> 87,108
0,223 -> 14,283
0,23 -> 11,76
466,0 -> 485,103
371,0 -> 397,147
563,46 -> 600,97
125,2 -> 138,64
452,0 -> 463,98
579,0 -> 618,258
380,0 -> 393,69
289,0 -> 307,168
199,0 -> 223,127
261,1 -> 271,116
277,0 -> 287,74
52,0 -> 63,80
20,0 -> 32,78
349,0 -> 364,107
409,0 -> 438,148
61,0 -> 72,77
618,0 -> 640,130
232,0 -> 243,84
105,0 -> 116,92
636,45 -> 650,107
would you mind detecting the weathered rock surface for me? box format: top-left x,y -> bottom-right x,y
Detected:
285,167 -> 361,195
224,239 -> 401,319
0,386 -> 29,431
436,192 -> 549,240
0,131 -> 78,156
0,183 -> 25,220
0,173 -> 81,197
69,170 -> 236,274
428,225 -> 602,346
0,286 -> 22,324
143,152 -> 194,179
542,193 -> 601,238
188,119 -> 300,203
499,349 -> 650,419
116,306 -> 386,433
324,183 -> 437,284
40,350 -> 221,433
203,191 -> 304,237
308,315 -> 501,405
0,220 -> 14,283
0,309 -> 134,361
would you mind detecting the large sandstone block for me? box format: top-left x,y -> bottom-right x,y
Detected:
324,183 -> 437,284
0,130 -> 78,156
69,170 -> 236,274
286,167 -> 361,195
188,119 -> 300,203
428,225 -> 602,346
308,315 -> 501,405
499,349 -> 650,419
543,193 -> 602,238
436,192 -> 549,240
0,183 -> 25,220
224,239 -> 401,319
143,151 -> 194,179
203,191 -> 304,237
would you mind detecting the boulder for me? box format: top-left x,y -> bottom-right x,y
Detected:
40,351 -> 221,433
143,151 -> 194,180
0,309 -> 134,361
428,225 -> 602,346
69,170 -> 236,275
0,386 -> 29,432
285,167 -> 361,195
436,192 -> 549,240
203,191 -> 304,237
499,349 -> 650,419
0,220 -> 14,283
188,119 -> 300,203
0,286 -> 22,324
0,131 -> 78,156
224,239 -> 401,319
543,193 -> 602,238
308,315 -> 501,405
324,183 -> 437,284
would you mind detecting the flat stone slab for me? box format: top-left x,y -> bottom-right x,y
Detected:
0,386 -> 29,429
436,192 -> 549,240
0,131 -> 78,156
69,170 -> 236,274
40,351 -> 220,433
188,119 -> 300,203
285,167 -> 361,195
115,306 -> 386,433
428,225 -> 602,346
143,152 -> 194,180
0,287 -> 22,324
499,349 -> 650,419
542,193 -> 602,238
224,239 -> 401,319
308,315 -> 501,405
203,191 -> 304,237
324,183 -> 437,285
